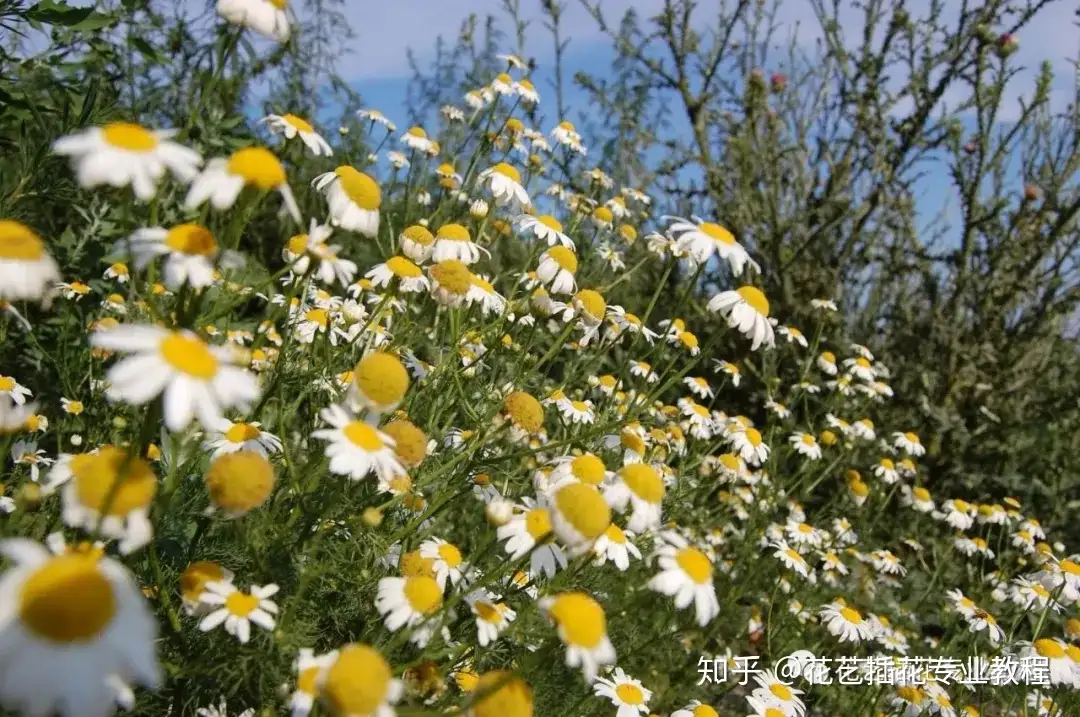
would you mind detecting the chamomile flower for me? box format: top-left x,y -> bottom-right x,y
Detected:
217,0 -> 290,41
550,481 -> 611,556
91,325 -> 260,431
287,648 -> 338,717
667,217 -> 758,276
356,108 -> 397,130
432,223 -> 488,265
418,538 -> 468,590
263,114 -> 332,156
902,485 -> 935,513
203,418 -> 282,458
52,122 -> 201,200
816,351 -> 838,375
730,427 -> 770,466
751,670 -> 805,717
672,702 -> 719,717
536,246 -> 578,295
367,256 -> 430,293
819,602 -> 875,643
0,221 -> 61,303
539,592 -> 616,680
893,431 -> 926,456
592,523 -> 642,571
44,447 -> 156,554
0,539 -> 161,717
771,540 -> 813,579
789,433 -> 822,460
558,399 -> 595,425
311,167 -> 381,237
375,575 -> 442,647
179,561 -> 235,616
319,644 -> 403,717
466,590 -> 516,647
466,275 -> 506,316
399,225 -> 436,263
198,581 -> 278,643
604,464 -> 665,534
777,325 -> 808,347
517,214 -> 575,248
649,531 -> 720,626
0,375 -> 31,406
312,404 -> 404,482
186,146 -> 300,223
593,668 -> 652,717
478,163 -> 530,208
708,286 -> 775,350
400,126 -> 436,153
125,224 -> 238,290
874,458 -> 899,484
497,499 -> 566,578
348,351 -> 410,413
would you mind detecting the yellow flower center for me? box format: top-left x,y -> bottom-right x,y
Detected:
525,508 -> 553,540
849,479 -> 869,497
679,331 -> 699,350
570,454 -> 606,485
430,259 -> 474,295
538,215 -> 564,232
353,352 -> 410,408
205,451 -> 275,514
474,601 -> 502,623
165,224 -> 218,255
437,223 -> 472,243
407,126 -> 427,138
342,422 -> 385,451
719,454 -> 741,471
334,166 -> 381,210
615,683 -> 645,705
323,644 -> 393,716
743,428 -> 763,447
548,592 -> 606,647
225,590 -> 260,617
296,665 -> 321,696
437,543 -> 463,567
399,550 -> 435,578
504,391 -> 544,433
897,686 -> 924,705
386,255 -> 422,278
160,332 -> 219,379
1061,559 -> 1080,576
1035,638 -> 1066,659
72,447 -> 157,515
770,683 -> 793,701
880,458 -> 895,469
225,422 -> 261,443
102,122 -> 159,151
0,220 -> 46,260
19,554 -> 116,643
620,429 -> 646,455
693,707 -> 719,717
619,464 -> 665,503
179,561 -> 226,601
554,483 -> 610,540
840,607 -> 863,624
700,222 -> 735,245
0,377 -> 14,391
471,275 -> 496,294
913,487 -> 931,501
801,434 -> 817,446
545,246 -> 578,273
593,206 -> 613,223
402,224 -> 435,246
736,286 -> 770,317
676,547 -> 713,584
382,420 -> 427,466
490,162 -> 522,183
282,113 -> 314,133
855,357 -> 871,369
403,575 -> 442,613
905,432 -> 920,443
604,523 -> 627,544
304,308 -> 329,328
574,289 -> 606,319
227,147 -> 286,189
473,671 -> 533,717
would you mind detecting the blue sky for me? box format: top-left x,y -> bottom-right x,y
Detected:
340,0 -> 1077,235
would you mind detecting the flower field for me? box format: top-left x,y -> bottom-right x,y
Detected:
2,1 -> 1079,716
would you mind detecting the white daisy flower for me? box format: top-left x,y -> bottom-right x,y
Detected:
667,216 -> 758,276
593,668 -> 651,717
418,538 -> 468,590
819,602 -> 875,643
648,531 -> 720,627
203,418 -> 282,458
91,325 -> 260,431
123,224 -> 241,290
216,0 -> 290,41
516,213 -> 575,248
478,163 -> 530,208
375,575 -> 442,648
198,581 -> 278,644
707,286 -> 775,350
539,592 -> 616,681
400,126 -> 436,153
52,122 -> 201,200
0,539 -> 160,717
184,146 -> 300,225
263,114 -> 332,156
466,590 -> 516,647
0,221 -> 61,304
311,167 -> 381,237
311,404 -> 404,483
